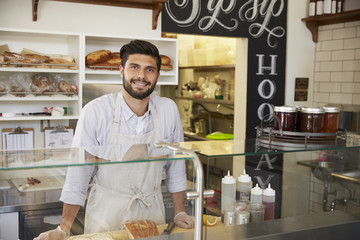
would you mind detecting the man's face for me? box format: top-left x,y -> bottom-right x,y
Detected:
121,54 -> 159,100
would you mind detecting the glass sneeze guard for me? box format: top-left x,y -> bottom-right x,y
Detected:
0,143 -> 194,170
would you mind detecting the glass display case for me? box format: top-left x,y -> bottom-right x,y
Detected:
179,137 -> 360,239
1,138 -> 360,240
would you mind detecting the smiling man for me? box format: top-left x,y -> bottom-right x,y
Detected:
34,40 -> 193,240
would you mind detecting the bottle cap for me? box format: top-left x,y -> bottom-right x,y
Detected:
263,184 -> 276,196
222,170 -> 236,184
251,183 -> 263,195
238,169 -> 252,183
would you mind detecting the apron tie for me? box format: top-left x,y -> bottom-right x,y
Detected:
127,185 -> 153,211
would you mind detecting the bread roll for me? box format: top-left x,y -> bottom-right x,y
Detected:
160,55 -> 171,65
124,220 -> 160,239
86,50 -> 111,65
58,80 -> 78,93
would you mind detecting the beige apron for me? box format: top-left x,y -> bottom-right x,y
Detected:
84,92 -> 165,234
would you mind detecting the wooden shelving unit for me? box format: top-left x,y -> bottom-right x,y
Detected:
32,0 -> 168,29
301,9 -> 360,43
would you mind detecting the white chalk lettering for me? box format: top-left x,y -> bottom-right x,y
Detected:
256,54 -> 277,75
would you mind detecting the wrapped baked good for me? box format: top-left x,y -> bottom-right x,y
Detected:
23,54 -> 50,64
86,50 -> 111,65
49,54 -> 75,65
124,219 -> 160,239
31,73 -> 56,93
9,73 -> 30,97
58,80 -> 78,93
4,51 -> 50,64
4,51 -> 25,62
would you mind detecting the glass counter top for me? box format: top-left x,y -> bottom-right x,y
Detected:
1,136 -> 359,170
0,143 -> 194,171
179,137 -> 360,157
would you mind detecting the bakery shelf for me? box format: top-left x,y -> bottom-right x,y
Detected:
82,80 -> 122,85
85,69 -> 120,75
301,9 -> 360,43
85,69 -> 175,76
0,94 -> 79,101
84,34 -> 178,85
0,115 -> 79,121
0,67 -> 79,74
179,65 -> 235,71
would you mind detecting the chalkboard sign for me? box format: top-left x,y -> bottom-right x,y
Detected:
162,0 -> 287,139
162,0 -> 288,220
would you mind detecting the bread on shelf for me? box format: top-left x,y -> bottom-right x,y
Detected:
85,50 -> 111,65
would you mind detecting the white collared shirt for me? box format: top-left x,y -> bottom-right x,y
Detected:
60,92 -> 186,206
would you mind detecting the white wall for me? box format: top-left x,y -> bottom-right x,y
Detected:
313,21 -> 360,107
285,0 -> 316,107
0,0 -> 161,38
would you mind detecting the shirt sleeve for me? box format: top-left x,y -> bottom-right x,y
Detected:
60,102 -> 99,206
163,99 -> 187,193
60,165 -> 95,207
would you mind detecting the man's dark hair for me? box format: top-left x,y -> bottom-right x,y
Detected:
120,40 -> 161,72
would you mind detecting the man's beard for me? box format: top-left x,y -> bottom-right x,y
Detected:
123,73 -> 156,100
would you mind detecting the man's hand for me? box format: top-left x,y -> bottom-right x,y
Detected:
174,212 -> 194,229
33,225 -> 68,240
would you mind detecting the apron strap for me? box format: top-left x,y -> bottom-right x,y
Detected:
92,181 -> 161,212
126,185 -> 161,211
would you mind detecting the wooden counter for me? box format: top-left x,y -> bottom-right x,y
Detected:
69,218 -> 223,240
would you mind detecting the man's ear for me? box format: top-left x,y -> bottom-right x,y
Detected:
119,65 -> 124,77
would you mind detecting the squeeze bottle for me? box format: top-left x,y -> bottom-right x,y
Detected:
263,184 -> 276,220
221,171 -> 236,214
250,183 -> 263,204
237,169 -> 252,201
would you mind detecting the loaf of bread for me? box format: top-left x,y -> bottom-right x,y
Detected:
4,51 -> 50,64
124,220 -> 160,239
86,50 -> 111,65
160,55 -> 171,65
88,52 -> 121,70
31,73 -> 56,93
161,64 -> 173,71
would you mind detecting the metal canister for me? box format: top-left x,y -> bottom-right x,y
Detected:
224,210 -> 236,226
236,211 -> 250,225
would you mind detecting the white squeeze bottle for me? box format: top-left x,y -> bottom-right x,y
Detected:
237,169 -> 252,201
263,184 -> 276,220
221,171 -> 236,214
250,184 -> 263,204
